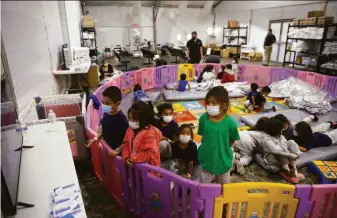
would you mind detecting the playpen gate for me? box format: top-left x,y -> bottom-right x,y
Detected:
178,64 -> 195,81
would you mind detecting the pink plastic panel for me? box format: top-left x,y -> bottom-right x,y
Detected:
154,66 -> 163,88
322,75 -> 337,97
237,64 -> 246,82
45,104 -> 81,118
86,128 -> 103,182
295,185 -> 313,218
269,67 -> 299,84
87,100 -> 100,132
70,142 -> 78,157
120,70 -> 139,96
297,71 -> 325,89
137,68 -> 154,91
162,65 -> 178,84
106,76 -> 121,89
309,184 -> 337,218
242,65 -> 271,86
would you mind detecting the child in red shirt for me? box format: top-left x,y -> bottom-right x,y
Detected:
221,64 -> 235,83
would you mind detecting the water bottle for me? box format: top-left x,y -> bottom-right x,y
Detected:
15,120 -> 22,135
21,122 -> 28,145
48,110 -> 56,124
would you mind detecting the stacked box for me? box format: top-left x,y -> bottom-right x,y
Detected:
308,11 -> 324,18
317,17 -> 334,25
228,20 -> 239,28
306,17 -> 317,25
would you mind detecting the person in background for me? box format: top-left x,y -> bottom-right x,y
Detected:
244,86 -> 275,113
261,119 -> 304,183
175,73 -> 190,92
161,124 -> 200,180
263,29 -> 276,66
221,64 -> 235,83
198,86 -> 240,184
87,86 -> 128,156
186,31 -> 203,64
156,103 -> 179,160
197,65 -> 214,83
99,59 -> 114,81
122,101 -> 162,168
232,56 -> 239,81
133,84 -> 150,102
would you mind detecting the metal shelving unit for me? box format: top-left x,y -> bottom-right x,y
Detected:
283,23 -> 337,75
81,26 -> 98,63
223,26 -> 248,56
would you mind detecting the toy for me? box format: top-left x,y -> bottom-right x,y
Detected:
307,160 -> 337,184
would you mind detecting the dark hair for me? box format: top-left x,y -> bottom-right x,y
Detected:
128,101 -> 155,129
251,117 -> 269,131
295,121 -> 312,145
102,86 -> 122,102
157,103 -> 173,116
251,83 -> 259,91
269,28 -> 272,32
221,65 -> 226,72
233,56 -> 239,64
203,65 -> 214,73
192,31 -> 197,35
180,73 -> 187,80
264,118 -> 284,137
177,124 -> 194,140
134,84 -> 142,92
261,86 -> 271,93
206,86 -> 229,110
225,64 -> 232,70
273,114 -> 289,125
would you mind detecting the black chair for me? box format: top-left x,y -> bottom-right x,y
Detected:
113,50 -> 130,71
168,47 -> 187,63
141,48 -> 155,65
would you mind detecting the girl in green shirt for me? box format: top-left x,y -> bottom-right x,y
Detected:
198,86 -> 240,184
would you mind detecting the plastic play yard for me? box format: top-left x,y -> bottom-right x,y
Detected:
85,63 -> 337,218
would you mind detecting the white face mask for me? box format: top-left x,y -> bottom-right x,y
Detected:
180,135 -> 191,144
103,63 -> 108,66
129,121 -> 139,129
163,115 -> 173,123
206,105 -> 220,116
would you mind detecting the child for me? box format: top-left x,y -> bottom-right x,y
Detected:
99,59 -> 114,81
161,124 -> 200,180
294,121 -> 337,151
175,73 -> 190,92
198,86 -> 240,184
261,118 -> 303,183
232,56 -> 239,81
197,65 -> 214,83
221,64 -> 235,84
217,65 -> 225,80
121,101 -> 162,167
87,86 -> 129,156
133,84 -> 150,102
156,103 -> 179,160
245,83 -> 259,107
245,86 -> 275,113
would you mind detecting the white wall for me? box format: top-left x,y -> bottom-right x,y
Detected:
2,1 -> 65,114
65,1 -> 82,59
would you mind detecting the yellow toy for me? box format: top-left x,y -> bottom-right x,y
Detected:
177,64 -> 194,81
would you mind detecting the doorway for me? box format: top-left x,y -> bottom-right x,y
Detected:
269,19 -> 293,63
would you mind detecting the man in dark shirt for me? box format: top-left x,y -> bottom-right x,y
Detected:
186,31 -> 203,64
263,29 -> 276,66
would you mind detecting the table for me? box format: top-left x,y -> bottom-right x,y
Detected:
53,69 -> 89,93
15,122 -> 86,217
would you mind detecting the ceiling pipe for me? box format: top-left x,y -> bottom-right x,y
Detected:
323,0 -> 329,15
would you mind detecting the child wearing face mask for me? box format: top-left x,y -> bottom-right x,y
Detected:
87,86 -> 128,156
99,59 -> 114,81
161,124 -> 200,180
198,86 -> 240,184
121,101 -> 162,168
156,103 -> 179,160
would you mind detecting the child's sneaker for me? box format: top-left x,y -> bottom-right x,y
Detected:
234,159 -> 246,176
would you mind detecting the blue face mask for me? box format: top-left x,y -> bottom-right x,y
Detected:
102,104 -> 112,113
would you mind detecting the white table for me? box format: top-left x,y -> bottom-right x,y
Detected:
15,122 -> 86,218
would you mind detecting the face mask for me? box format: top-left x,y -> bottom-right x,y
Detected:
206,105 -> 220,116
129,121 -> 140,129
102,104 -> 112,113
192,36 -> 196,40
180,135 -> 191,144
293,130 -> 298,136
163,116 -> 173,123
103,63 -> 108,66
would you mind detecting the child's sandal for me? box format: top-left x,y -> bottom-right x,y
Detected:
281,170 -> 299,184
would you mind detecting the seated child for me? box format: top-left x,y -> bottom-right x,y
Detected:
161,124 -> 200,180
197,65 -> 214,83
217,65 -> 225,80
156,103 -> 179,160
221,64 -> 235,83
293,121 -> 337,151
261,118 -> 303,183
133,84 -> 150,102
244,86 -> 275,112
122,101 -> 162,167
245,83 -> 259,106
175,73 -> 190,91
87,86 -> 128,156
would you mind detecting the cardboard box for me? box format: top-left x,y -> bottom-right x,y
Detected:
317,16 -> 334,25
83,15 -> 94,21
249,52 -> 263,61
299,19 -> 307,26
209,43 -> 217,49
228,20 -> 239,28
221,49 -> 229,58
83,20 -> 95,28
308,11 -> 324,18
293,19 -> 300,26
230,47 -> 240,54
306,17 -> 317,25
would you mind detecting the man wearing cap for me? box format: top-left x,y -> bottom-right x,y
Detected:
186,31 -> 203,64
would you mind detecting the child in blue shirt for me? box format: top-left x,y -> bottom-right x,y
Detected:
175,73 -> 190,92
87,86 -> 129,156
133,84 -> 150,102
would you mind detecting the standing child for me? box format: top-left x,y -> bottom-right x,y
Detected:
232,56 -> 239,81
176,73 -> 191,92
161,124 -> 200,180
198,86 -> 240,184
221,64 -> 235,83
122,101 -> 162,167
87,86 -> 128,156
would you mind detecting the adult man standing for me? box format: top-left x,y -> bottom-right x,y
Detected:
263,28 -> 276,66
186,31 -> 203,64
